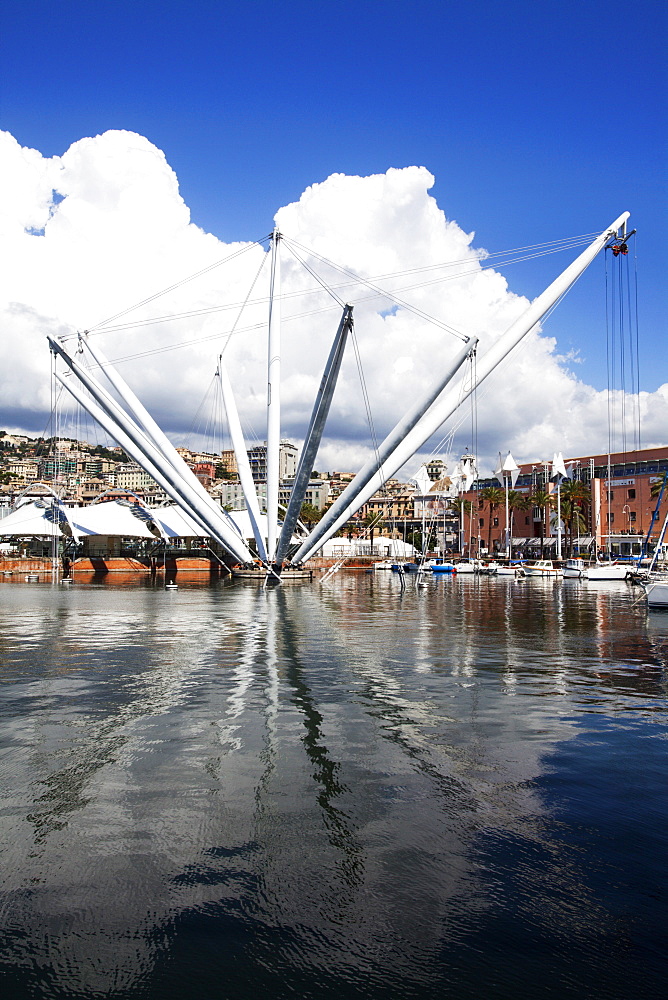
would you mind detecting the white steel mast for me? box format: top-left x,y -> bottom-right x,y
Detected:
217,356 -> 268,562
266,229 -> 281,561
49,338 -> 253,563
292,211 -> 630,565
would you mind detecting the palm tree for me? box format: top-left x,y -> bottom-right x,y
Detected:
529,489 -> 555,557
449,497 -> 473,555
560,497 -> 588,554
650,473 -> 667,500
480,486 -> 505,554
560,480 -> 590,556
506,490 -> 531,557
299,502 -> 323,533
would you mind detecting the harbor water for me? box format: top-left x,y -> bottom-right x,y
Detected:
0,573 -> 666,999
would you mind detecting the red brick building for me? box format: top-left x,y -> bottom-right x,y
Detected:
463,445 -> 668,558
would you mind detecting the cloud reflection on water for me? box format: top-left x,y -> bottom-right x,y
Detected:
0,576 -> 665,997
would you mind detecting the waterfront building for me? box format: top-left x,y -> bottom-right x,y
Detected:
466,445 -> 668,557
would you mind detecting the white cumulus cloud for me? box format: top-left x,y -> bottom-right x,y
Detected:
1,129 -> 665,476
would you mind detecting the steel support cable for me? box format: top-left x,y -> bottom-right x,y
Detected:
624,256 -> 637,448
625,241 -> 640,453
624,243 -> 639,451
620,252 -> 628,453
612,249 -> 626,453
77,237 -> 607,371
411,272 -> 582,487
61,237 -> 269,342
418,363 -> 472,471
281,234 -> 597,342
282,235 -> 469,342
219,250 -> 269,362
185,371 -> 219,451
92,239 -> 595,337
605,253 -> 613,458
88,238 -> 600,376
449,283 -> 572,422
75,237 -> 270,339
281,240 -> 346,308
284,232 -> 596,274
350,320 -> 382,481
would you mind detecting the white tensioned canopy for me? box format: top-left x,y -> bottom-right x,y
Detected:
0,500 -> 289,546
0,500 -> 158,540
0,502 -> 70,537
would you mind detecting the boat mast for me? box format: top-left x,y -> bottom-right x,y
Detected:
266,228 -> 281,562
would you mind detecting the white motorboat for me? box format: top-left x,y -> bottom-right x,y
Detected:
373,560 -> 395,571
452,559 -> 478,574
524,559 -> 562,578
563,558 -> 630,581
563,558 -> 586,579
495,564 -> 527,579
643,580 -> 668,608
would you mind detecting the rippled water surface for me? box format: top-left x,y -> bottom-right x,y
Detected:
1,573 -> 666,999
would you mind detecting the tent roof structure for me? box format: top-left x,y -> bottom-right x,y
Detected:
0,500 -> 292,546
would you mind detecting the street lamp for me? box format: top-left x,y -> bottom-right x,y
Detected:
623,504 -> 631,534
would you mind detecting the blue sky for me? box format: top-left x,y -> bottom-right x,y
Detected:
2,0 -> 666,395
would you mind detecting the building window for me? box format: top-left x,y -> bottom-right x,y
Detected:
627,489 -> 636,499
630,511 -> 637,523
525,516 -> 530,525
607,490 -> 614,501
479,518 -> 484,527
607,512 -> 615,524
493,517 -> 499,527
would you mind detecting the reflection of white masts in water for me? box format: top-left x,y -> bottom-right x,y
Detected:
263,590 -> 280,748
216,592 -> 265,753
